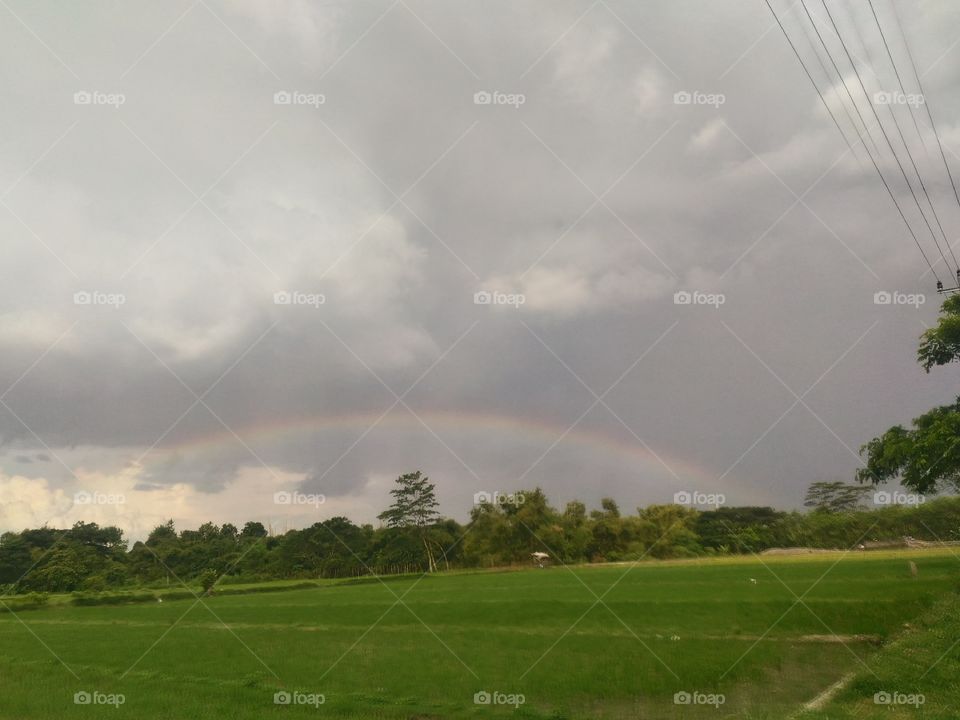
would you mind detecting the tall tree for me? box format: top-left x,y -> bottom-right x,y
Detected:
859,297 -> 960,493
377,471 -> 441,572
803,481 -> 871,513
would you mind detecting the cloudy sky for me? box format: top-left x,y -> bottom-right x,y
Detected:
1,0 -> 959,540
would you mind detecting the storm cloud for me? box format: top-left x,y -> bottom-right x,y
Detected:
2,0 -> 959,538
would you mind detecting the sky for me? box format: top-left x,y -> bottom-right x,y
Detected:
1,0 -> 959,540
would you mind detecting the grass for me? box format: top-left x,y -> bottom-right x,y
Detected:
799,576 -> 960,720
0,550 -> 956,719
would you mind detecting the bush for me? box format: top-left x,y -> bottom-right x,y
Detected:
71,591 -> 156,606
198,570 -> 218,594
0,592 -> 49,612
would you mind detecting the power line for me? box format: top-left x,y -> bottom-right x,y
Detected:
865,0 -> 929,155
798,0 -> 881,159
796,0 -> 941,279
819,0 -> 952,274
794,4 -> 868,168
864,0 -> 958,273
765,0 -> 865,166
888,0 -> 960,274
764,0 -> 940,282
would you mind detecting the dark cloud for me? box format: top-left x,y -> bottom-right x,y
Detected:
0,0 -> 957,532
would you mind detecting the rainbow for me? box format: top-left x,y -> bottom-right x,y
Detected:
149,410 -> 720,489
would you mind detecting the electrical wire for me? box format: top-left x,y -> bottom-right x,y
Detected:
764,0 -> 940,282
819,0 -> 952,273
888,0 -> 960,275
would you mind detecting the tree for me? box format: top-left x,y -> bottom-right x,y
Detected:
461,502 -> 510,567
694,507 -> 786,552
146,520 -> 177,546
858,399 -> 960,493
558,501 -> 591,562
198,569 -> 218,594
20,547 -> 85,592
859,297 -> 960,493
636,504 -> 700,558
589,498 -> 626,560
918,294 -> 960,371
0,534 -> 33,585
803,481 -> 871,513
377,471 -> 441,572
502,488 -> 563,561
240,521 -> 268,540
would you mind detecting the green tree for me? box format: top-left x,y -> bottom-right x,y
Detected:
461,502 -> 510,567
859,297 -> 960,493
146,520 -> 177,545
636,504 -> 700,558
589,498 -> 627,560
198,569 -> 218,594
695,506 -> 785,552
0,534 -> 32,585
803,481 -> 871,513
503,488 -> 563,561
918,294 -> 960,371
241,521 -> 268,540
377,471 -> 441,572
558,501 -> 591,562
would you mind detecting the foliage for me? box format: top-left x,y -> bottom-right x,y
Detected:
918,294 -> 960,372
377,471 -> 442,571
198,569 -> 218,593
803,481 -> 872,513
858,398 -> 960,493
2,474 -> 960,594
859,297 -> 960,493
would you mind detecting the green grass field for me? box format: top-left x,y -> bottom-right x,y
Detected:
0,550 -> 957,719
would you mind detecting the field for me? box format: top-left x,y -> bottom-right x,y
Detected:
0,551 -> 957,719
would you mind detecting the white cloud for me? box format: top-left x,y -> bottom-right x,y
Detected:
550,21 -> 619,104
633,66 -> 666,114
0,464 -> 389,541
687,117 -> 727,154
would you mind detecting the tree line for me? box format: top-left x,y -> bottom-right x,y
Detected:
2,473 -> 959,595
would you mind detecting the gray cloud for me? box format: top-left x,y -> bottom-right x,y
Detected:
1,0 -> 958,534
